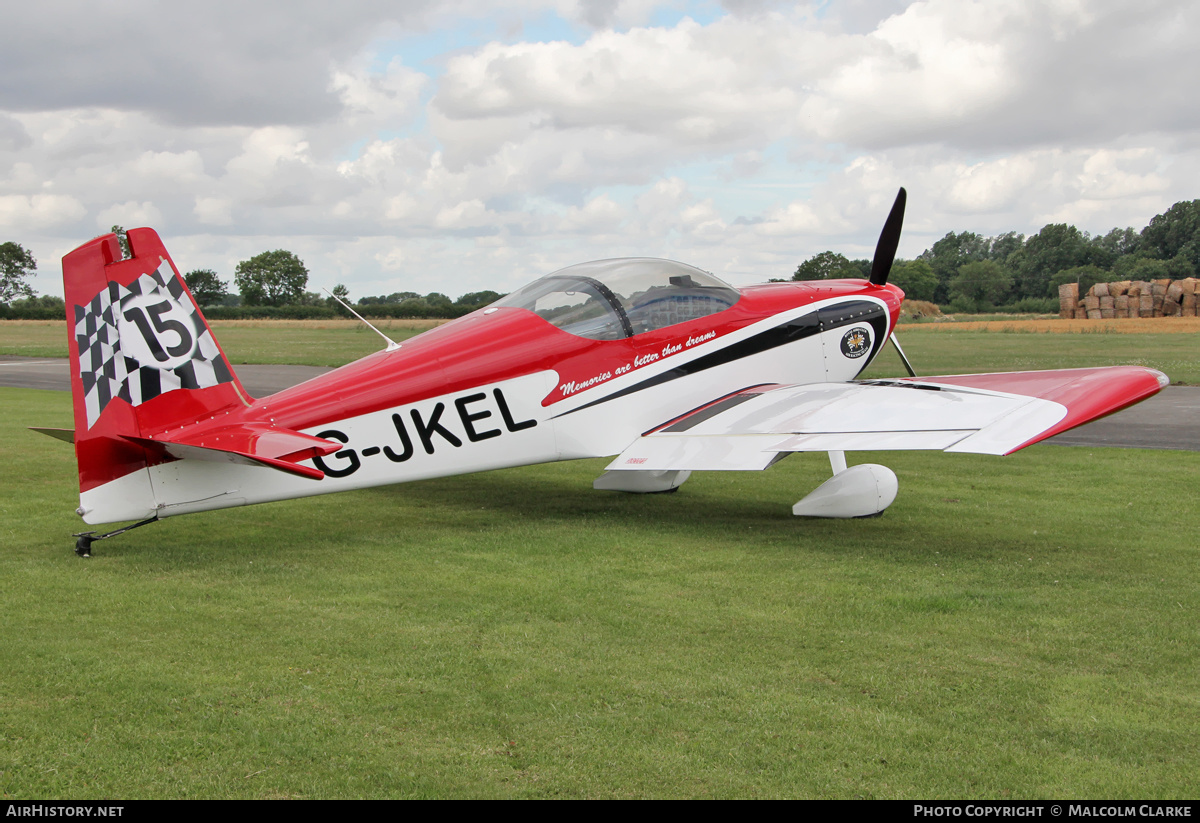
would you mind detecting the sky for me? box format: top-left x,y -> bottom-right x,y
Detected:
2,0 -> 1197,301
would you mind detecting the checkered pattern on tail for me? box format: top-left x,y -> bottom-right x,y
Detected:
74,261 -> 233,429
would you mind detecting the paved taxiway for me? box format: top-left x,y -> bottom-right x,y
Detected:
3,356 -> 1197,451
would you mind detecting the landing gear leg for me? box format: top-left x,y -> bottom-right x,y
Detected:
73,516 -> 158,557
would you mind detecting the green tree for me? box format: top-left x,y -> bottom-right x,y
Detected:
1048,264 -> 1109,297
397,297 -> 431,316
888,260 -> 938,302
1166,253 -> 1196,280
793,251 -> 861,281
234,250 -> 309,306
4,294 -> 64,319
328,284 -> 351,316
988,231 -> 1025,265
110,225 -> 131,259
1114,256 -> 1170,282
0,242 -> 37,304
1014,224 -> 1092,298
183,269 -> 228,306
1090,227 -> 1140,269
949,260 -> 1012,310
454,290 -> 503,311
918,231 -> 989,302
1140,200 -> 1200,270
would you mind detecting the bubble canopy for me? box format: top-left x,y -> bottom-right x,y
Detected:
492,258 -> 741,340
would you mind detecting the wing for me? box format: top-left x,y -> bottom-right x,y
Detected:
607,366 -> 1168,471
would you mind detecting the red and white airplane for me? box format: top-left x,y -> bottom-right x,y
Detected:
41,190 -> 1167,555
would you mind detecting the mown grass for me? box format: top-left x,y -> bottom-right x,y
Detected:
2,388 -> 1198,798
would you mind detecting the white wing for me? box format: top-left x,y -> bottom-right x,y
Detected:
608,366 -> 1168,471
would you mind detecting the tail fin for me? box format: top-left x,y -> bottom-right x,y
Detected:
64,228 -> 252,520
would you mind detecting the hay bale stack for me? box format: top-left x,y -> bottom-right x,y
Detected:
1183,280 -> 1197,316
1057,277 -> 1200,318
1066,277 -> 1200,317
1059,283 -> 1079,318
1163,281 -> 1184,316
1150,282 -> 1166,314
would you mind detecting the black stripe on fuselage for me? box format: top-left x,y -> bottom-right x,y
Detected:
659,388 -> 773,433
553,300 -> 886,419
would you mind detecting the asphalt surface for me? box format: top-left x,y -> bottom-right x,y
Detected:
3,355 -> 1198,451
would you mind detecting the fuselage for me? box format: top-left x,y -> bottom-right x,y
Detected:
79,276 -> 903,523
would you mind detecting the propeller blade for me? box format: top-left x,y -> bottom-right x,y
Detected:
890,332 -> 917,377
869,187 -> 907,286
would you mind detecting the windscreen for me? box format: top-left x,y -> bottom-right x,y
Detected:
493,258 -> 739,340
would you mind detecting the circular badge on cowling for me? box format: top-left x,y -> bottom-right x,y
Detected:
840,326 -> 871,359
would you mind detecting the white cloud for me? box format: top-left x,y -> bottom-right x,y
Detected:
434,199 -> 493,229
558,194 -> 625,232
194,197 -> 234,226
0,194 -> 86,231
96,200 -> 164,230
331,58 -> 427,123
129,150 -> 207,186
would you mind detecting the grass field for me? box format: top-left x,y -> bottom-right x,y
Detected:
1,385 -> 1198,799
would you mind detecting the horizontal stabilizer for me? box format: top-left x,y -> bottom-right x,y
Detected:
608,367 -> 1168,471
30,427 -> 76,444
123,422 -> 342,480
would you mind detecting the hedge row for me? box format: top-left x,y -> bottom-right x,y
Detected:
0,303 -> 478,321
203,302 -> 477,320
0,304 -> 65,320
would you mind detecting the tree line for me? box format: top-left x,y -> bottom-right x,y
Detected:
791,199 -> 1200,313
0,240 -> 504,320
184,250 -> 500,318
